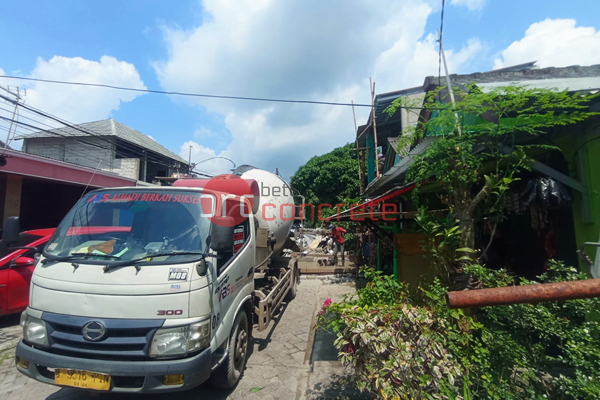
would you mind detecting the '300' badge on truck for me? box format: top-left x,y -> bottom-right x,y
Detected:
169,268 -> 189,281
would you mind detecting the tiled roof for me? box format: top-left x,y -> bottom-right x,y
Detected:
425,63 -> 600,91
19,119 -> 187,164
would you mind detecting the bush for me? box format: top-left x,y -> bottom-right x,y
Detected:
467,261 -> 600,400
318,263 -> 600,399
318,267 -> 472,399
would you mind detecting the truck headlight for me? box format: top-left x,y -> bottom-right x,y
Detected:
149,320 -> 210,358
22,313 -> 49,348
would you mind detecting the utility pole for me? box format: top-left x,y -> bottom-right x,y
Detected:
438,31 -> 462,136
0,85 -> 26,150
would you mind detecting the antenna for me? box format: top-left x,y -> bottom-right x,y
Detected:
0,85 -> 26,153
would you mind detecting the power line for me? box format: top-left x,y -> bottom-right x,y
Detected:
0,85 -> 25,153
0,94 -> 189,170
0,74 -> 374,108
0,115 -> 183,171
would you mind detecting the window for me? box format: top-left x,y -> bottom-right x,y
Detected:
217,218 -> 251,276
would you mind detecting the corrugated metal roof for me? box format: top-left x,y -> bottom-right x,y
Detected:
357,86 -> 424,143
19,119 -> 188,164
365,136 -> 437,197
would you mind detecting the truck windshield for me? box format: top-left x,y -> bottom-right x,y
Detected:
44,190 -> 211,265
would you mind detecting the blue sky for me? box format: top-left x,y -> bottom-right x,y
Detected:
1,0 -> 599,178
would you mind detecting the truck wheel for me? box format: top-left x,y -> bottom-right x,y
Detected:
211,311 -> 249,389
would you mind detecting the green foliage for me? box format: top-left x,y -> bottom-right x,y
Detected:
319,263 -> 600,399
385,84 -> 599,257
318,267 -> 474,399
290,143 -> 360,227
468,260 -> 600,400
415,209 -> 467,281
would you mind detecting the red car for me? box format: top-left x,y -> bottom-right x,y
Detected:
0,228 -> 55,317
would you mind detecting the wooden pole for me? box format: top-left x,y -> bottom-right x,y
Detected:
370,78 -> 380,178
351,100 -> 363,194
438,31 -> 462,136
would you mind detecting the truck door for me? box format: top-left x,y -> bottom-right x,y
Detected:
211,218 -> 253,340
0,261 -> 8,314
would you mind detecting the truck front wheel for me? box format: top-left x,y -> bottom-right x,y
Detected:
211,311 -> 249,388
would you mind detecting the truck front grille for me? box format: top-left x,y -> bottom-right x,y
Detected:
42,312 -> 163,360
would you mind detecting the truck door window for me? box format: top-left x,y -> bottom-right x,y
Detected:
217,218 -> 250,276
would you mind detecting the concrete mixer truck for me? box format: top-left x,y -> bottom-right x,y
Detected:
11,166 -> 299,393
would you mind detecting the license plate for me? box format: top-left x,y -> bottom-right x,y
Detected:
55,369 -> 111,391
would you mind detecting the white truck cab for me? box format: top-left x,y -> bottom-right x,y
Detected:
14,168 -> 298,392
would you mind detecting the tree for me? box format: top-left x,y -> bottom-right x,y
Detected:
291,143 -> 360,225
386,84 -> 598,285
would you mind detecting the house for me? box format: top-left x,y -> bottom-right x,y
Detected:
18,119 -> 189,184
339,62 -> 600,284
0,148 -> 136,230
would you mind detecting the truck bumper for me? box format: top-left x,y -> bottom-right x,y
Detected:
15,340 -> 212,393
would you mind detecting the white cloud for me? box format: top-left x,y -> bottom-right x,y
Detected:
194,127 -> 217,139
1,55 -> 146,126
494,19 -> 600,69
450,0 -> 485,11
155,0 -> 483,179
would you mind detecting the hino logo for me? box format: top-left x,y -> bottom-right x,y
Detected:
82,321 -> 107,341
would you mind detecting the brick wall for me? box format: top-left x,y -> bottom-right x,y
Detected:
107,158 -> 140,180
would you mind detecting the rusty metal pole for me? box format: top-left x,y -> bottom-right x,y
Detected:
446,278 -> 600,309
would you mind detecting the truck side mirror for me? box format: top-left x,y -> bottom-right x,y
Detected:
2,216 -> 20,246
210,217 -> 235,252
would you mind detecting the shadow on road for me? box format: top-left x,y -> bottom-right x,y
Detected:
43,302 -> 294,400
252,300 -> 290,352
46,380 -> 236,400
307,373 -> 370,400
0,313 -> 20,329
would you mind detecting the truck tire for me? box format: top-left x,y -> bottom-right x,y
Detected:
211,311 -> 250,389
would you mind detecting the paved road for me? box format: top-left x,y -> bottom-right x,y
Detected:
0,278 -> 361,400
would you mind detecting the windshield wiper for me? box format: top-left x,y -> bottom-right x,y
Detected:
41,252 -> 121,264
70,252 -> 121,260
103,251 -> 212,273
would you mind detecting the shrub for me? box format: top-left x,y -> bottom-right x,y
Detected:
318,267 -> 471,399
467,261 -> 600,400
319,263 -> 600,399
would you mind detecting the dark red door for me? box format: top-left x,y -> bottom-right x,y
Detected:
4,241 -> 49,314
6,261 -> 34,312
0,262 -> 8,315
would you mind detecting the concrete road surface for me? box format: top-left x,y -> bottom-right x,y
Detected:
0,277 -> 365,400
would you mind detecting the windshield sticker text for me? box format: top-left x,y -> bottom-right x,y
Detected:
168,268 -> 189,281
87,192 -> 211,204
